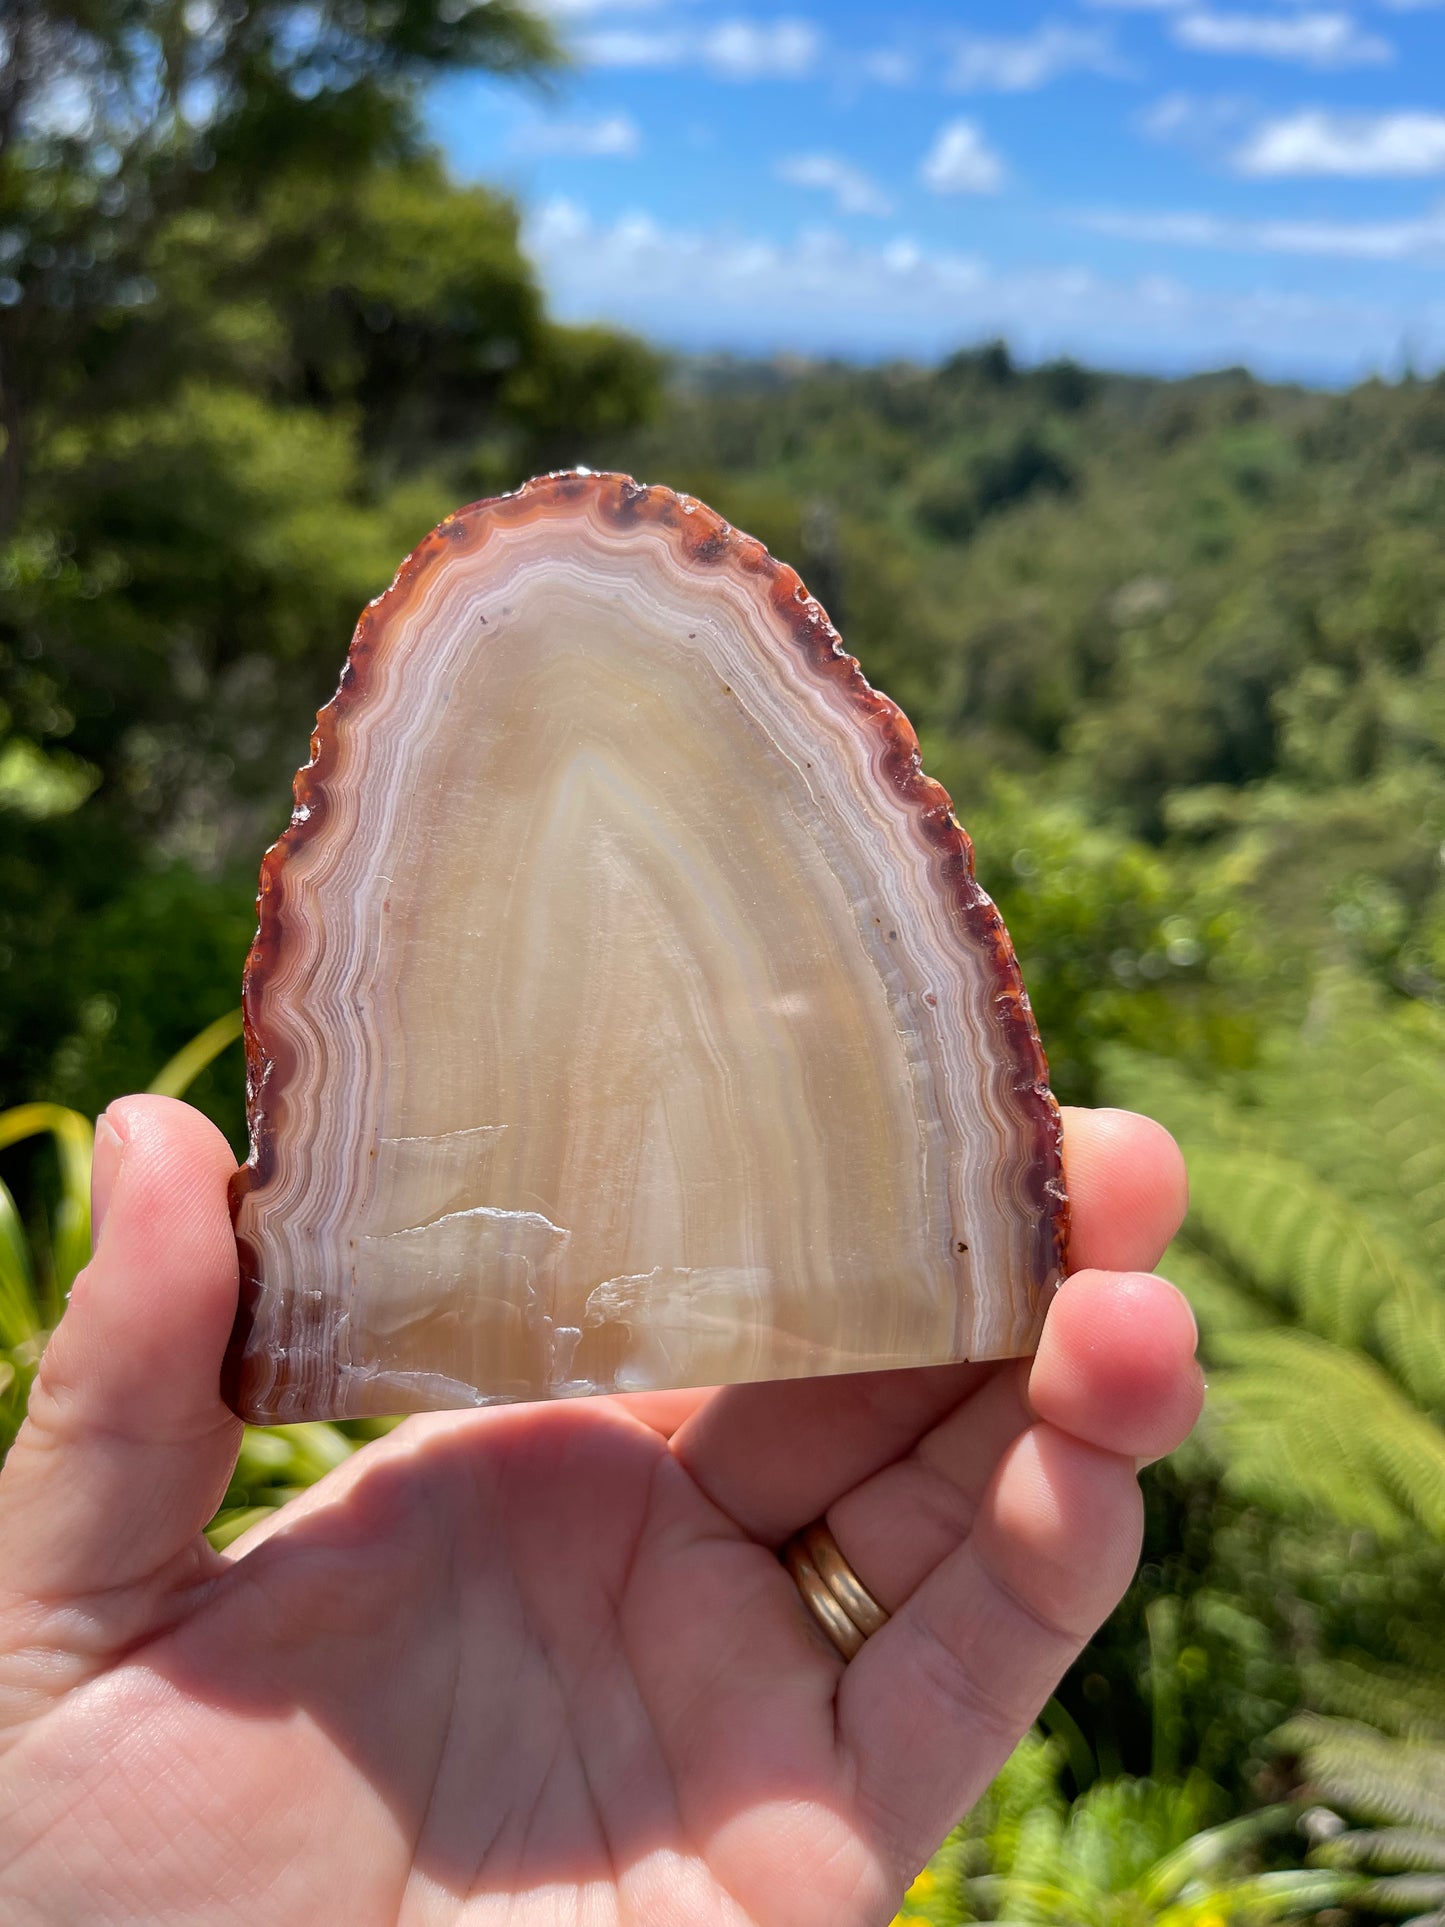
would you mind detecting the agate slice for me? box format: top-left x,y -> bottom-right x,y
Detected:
225,472 -> 1066,1423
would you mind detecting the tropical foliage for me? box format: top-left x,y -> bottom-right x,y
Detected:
1290,1713 -> 1445,1926
1106,981 -> 1445,1548
894,1734 -> 1354,1927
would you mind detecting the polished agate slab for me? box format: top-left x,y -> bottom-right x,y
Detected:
224,473 -> 1065,1423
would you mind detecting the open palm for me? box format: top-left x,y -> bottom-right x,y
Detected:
0,1096 -> 1200,1925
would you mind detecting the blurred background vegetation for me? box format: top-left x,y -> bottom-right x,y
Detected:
3,1 -> 1445,1921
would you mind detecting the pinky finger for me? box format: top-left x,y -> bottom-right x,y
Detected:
837,1423 -> 1142,1882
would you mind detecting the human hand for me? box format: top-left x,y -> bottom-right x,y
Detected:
0,1096 -> 1199,1925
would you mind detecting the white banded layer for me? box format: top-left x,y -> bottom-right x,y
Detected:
228,475 -> 1065,1422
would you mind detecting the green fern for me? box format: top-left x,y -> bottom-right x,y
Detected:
1281,1716 -> 1445,1835
1105,980 -> 1445,1889
1300,1654 -> 1445,1747
1279,1713 -> 1445,1925
1104,976 -> 1445,1545
1252,992 -> 1445,1277
895,1734 -> 1356,1927
1207,1330 -> 1445,1541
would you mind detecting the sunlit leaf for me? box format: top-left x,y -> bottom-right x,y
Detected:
147,1008 -> 244,1100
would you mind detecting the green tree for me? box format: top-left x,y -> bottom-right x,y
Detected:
0,0 -> 661,1120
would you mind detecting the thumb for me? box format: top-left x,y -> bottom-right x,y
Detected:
0,1095 -> 242,1722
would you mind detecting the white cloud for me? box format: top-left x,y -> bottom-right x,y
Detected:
860,48 -> 917,86
776,153 -> 893,217
1139,94 -> 1445,180
1171,10 -> 1393,67
706,19 -> 819,77
530,197 -> 592,249
1087,209 -> 1241,246
948,21 -> 1128,91
1082,201 -> 1445,259
522,197 -> 1444,381
515,112 -> 641,157
1141,89 -> 1254,142
921,118 -> 1007,194
534,0 -> 675,14
580,17 -> 820,78
1235,109 -> 1445,176
578,27 -> 685,66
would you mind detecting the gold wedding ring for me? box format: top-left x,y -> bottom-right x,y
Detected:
781,1519 -> 890,1661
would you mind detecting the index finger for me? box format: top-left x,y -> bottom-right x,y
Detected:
670,1105 -> 1188,1543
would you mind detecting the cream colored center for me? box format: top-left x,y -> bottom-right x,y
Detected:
346,582 -> 952,1398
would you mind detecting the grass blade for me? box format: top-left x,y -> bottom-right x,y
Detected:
147,1009 -> 244,1100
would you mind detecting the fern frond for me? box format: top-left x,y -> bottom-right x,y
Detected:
1205,1330 -> 1445,1538
1376,1291 -> 1445,1424
1159,1239 -> 1275,1339
1177,1869 -> 1362,1921
1253,995 -> 1445,1272
1302,1654 -> 1445,1746
1316,1828 -> 1445,1874
1279,1714 -> 1445,1830
1351,1871 -> 1445,1916
1396,1620 -> 1445,1679
0,1174 -> 40,1353
1106,1018 -> 1445,1551
1099,1046 -> 1247,1155
1185,1147 -> 1427,1352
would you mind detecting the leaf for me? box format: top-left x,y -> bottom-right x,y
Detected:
1208,1331 -> 1445,1540
146,1008 -> 244,1100
1192,1869 -> 1363,1917
0,1174 -> 40,1351
1304,1653 -> 1445,1747
0,1102 -> 94,1310
1185,1147 -> 1422,1353
1104,1018 -> 1445,1555
206,1506 -> 278,1551
1159,1239 -> 1274,1342
1354,1872 -> 1445,1912
1316,1827 -> 1445,1874
1138,1803 -> 1300,1907
1280,1715 -> 1445,1831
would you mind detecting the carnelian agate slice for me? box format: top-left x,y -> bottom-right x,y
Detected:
224,473 -> 1066,1423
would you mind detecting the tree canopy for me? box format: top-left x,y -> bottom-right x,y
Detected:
0,0 -> 661,1108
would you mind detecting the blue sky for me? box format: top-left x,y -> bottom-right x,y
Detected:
428,0 -> 1445,383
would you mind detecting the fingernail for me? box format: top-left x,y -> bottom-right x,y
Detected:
91,1111 -> 126,1254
